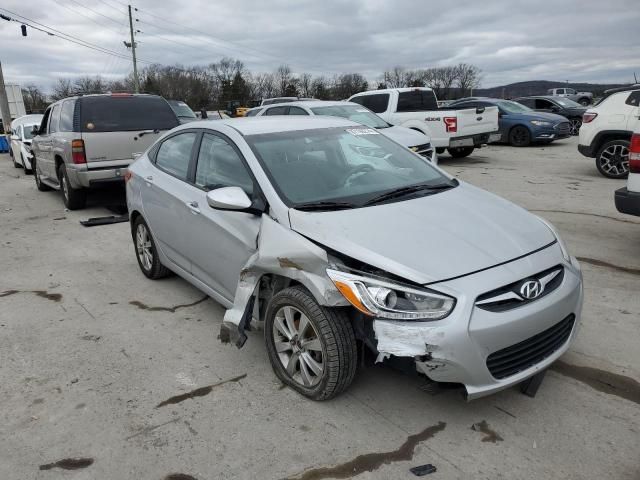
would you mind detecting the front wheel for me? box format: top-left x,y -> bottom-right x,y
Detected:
596,140 -> 629,179
509,126 -> 531,147
265,286 -> 357,400
569,118 -> 582,136
58,163 -> 86,210
447,146 -> 474,158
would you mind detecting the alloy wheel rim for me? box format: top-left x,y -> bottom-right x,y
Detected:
272,305 -> 324,387
62,175 -> 68,200
600,144 -> 629,176
136,224 -> 153,271
513,128 -> 527,145
570,119 -> 582,135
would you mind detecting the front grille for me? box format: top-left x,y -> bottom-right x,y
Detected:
486,314 -> 575,379
413,143 -> 433,158
556,122 -> 571,136
475,265 -> 564,312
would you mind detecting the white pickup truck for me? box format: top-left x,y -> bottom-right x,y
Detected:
348,87 -> 500,158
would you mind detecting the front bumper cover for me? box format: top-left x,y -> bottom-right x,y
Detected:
372,244 -> 583,400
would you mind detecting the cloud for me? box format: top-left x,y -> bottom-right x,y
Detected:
0,0 -> 638,90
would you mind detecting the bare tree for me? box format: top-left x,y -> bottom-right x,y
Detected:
455,63 -> 482,98
51,78 -> 74,101
275,64 -> 294,96
22,85 -> 48,113
298,73 -> 313,98
311,76 -> 330,99
382,66 -> 408,88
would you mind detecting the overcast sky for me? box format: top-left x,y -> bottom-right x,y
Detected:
1,0 -> 639,91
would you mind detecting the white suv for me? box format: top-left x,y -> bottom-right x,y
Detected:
578,85 -> 640,178
615,124 -> 640,216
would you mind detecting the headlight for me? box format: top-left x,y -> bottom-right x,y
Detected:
530,120 -> 552,126
536,216 -> 571,262
326,269 -> 455,320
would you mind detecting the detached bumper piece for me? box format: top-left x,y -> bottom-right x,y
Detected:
80,214 -> 129,227
486,314 -> 575,379
615,187 -> 640,217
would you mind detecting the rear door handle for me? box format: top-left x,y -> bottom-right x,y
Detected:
144,175 -> 153,185
186,201 -> 200,214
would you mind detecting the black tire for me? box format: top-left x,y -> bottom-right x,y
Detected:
265,286 -> 357,400
33,157 -> 52,191
58,163 -> 87,210
447,146 -> 474,158
435,147 -> 446,155
578,98 -> 590,107
132,216 -> 171,279
595,139 -> 630,179
509,125 -> 531,147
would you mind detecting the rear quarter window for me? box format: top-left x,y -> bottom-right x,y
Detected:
625,91 -> 640,106
397,91 -> 438,112
79,96 -> 179,132
351,94 -> 389,114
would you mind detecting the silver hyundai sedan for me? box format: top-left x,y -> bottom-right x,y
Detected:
126,117 -> 583,401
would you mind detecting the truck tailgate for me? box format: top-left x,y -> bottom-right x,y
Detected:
82,131 -> 162,167
455,106 -> 499,137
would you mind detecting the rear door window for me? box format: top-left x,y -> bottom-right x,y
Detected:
154,132 -> 197,181
517,98 -> 535,108
625,91 -> 640,106
265,106 -> 288,115
79,95 -> 179,132
351,94 -> 389,114
535,99 -> 554,109
246,108 -> 262,117
288,106 -> 309,115
397,91 -> 438,112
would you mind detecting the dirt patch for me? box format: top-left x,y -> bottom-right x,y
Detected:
39,458 -> 94,470
156,374 -> 247,408
0,289 -> 62,302
129,296 -> 208,313
471,420 -> 503,443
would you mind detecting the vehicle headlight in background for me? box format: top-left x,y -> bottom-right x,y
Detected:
530,120 -> 553,127
326,269 -> 455,320
536,216 -> 571,262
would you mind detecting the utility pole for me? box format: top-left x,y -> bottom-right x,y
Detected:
127,5 -> 139,93
0,62 -> 12,134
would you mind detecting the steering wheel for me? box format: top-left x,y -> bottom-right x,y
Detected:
342,164 -> 375,185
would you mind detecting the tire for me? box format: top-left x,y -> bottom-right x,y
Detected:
33,158 -> 51,191
578,98 -> 590,107
569,118 -> 582,136
132,216 -> 171,279
447,146 -> 474,158
595,139 -> 630,179
265,286 -> 357,400
435,147 -> 446,155
58,163 -> 87,210
508,125 -> 531,147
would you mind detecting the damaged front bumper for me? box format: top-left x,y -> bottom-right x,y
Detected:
373,244 -> 583,400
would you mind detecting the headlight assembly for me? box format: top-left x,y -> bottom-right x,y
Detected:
326,269 -> 455,320
536,216 -> 571,262
530,120 -> 553,127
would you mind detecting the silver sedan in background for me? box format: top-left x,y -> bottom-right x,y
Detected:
126,117 -> 583,401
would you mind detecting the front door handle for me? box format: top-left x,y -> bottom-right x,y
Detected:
186,201 -> 200,214
144,175 -> 153,185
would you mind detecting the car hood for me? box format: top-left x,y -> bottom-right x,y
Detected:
288,182 -> 556,284
379,125 -> 430,148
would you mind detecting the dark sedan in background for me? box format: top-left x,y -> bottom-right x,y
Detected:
449,97 -> 571,147
514,96 -> 586,136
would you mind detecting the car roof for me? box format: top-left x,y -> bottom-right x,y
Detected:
205,116 -> 361,136
11,114 -> 44,126
262,100 -> 361,110
351,87 -> 434,96
515,95 -> 561,100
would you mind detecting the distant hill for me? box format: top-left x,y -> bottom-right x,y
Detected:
471,80 -> 631,99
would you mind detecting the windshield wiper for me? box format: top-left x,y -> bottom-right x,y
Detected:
293,201 -> 358,211
137,129 -> 160,137
363,179 -> 458,206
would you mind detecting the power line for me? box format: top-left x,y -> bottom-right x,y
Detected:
51,0 -> 126,36
64,0 -> 127,27
94,0 -> 129,16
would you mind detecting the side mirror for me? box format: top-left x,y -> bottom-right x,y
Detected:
206,186 -> 252,211
31,125 -> 39,135
10,134 -> 19,141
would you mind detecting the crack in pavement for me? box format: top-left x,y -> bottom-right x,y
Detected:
129,295 -> 209,313
575,257 -> 640,276
285,422 -> 446,480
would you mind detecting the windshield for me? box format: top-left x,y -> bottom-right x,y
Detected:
495,100 -> 532,114
311,105 -> 390,129
551,97 -> 582,108
246,127 -> 450,207
169,101 -> 197,118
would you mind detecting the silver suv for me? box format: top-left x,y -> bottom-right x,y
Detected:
31,93 -> 179,209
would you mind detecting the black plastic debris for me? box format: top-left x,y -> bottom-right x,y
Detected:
410,464 -> 437,476
520,369 -> 547,397
80,215 -> 129,227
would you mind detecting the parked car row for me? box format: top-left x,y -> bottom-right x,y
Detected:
5,89 -> 585,402
8,113 -> 43,173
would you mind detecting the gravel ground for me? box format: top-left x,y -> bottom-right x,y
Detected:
0,136 -> 638,480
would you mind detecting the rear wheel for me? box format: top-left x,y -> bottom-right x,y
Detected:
58,163 -> 87,210
509,126 -> 531,147
265,286 -> 357,400
133,216 -> 171,279
569,118 -> 582,136
447,146 -> 474,158
596,140 -> 629,178
578,98 -> 590,107
33,158 -> 51,191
